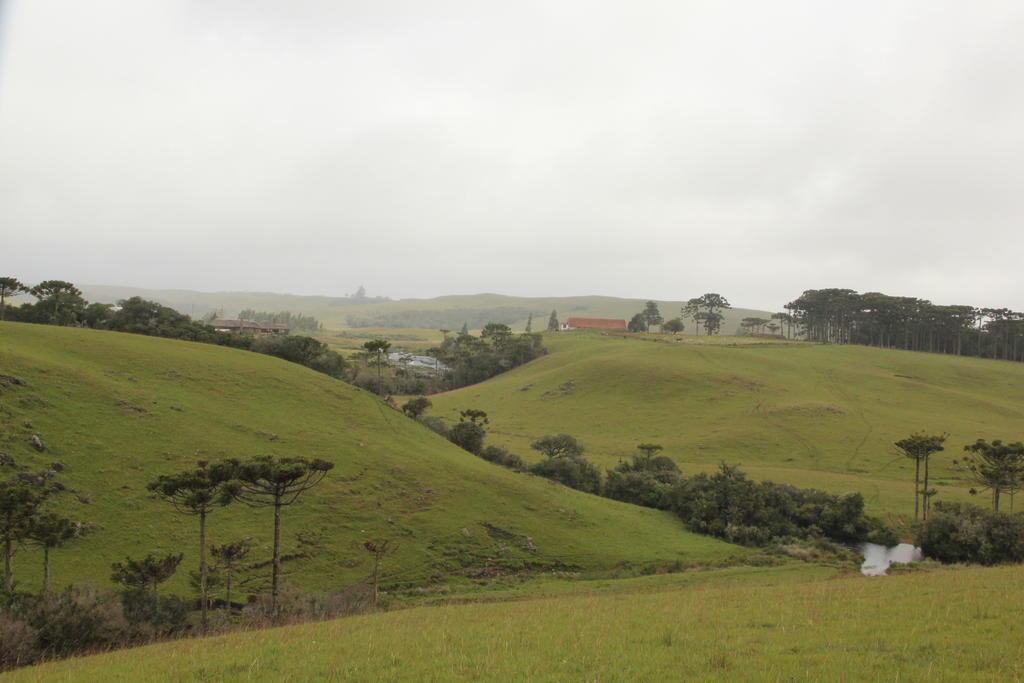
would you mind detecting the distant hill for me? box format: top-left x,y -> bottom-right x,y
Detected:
0,322 -> 740,594
79,285 -> 773,333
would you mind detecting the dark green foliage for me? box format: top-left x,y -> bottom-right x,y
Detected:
252,335 -> 348,379
119,591 -> 190,638
28,281 -> 86,326
530,434 -> 584,459
529,456 -> 602,494
448,422 -> 486,454
24,513 -> 78,594
668,464 -> 888,546
895,432 -> 947,520
916,502 -> 1024,565
642,301 -> 663,332
604,447 -> 680,509
683,294 -> 730,335
420,416 -> 449,437
478,446 -> 525,471
22,587 -> 130,658
401,397 -> 432,418
111,554 -> 183,593
1,480 -> 47,593
663,318 -> 685,333
430,327 -> 545,389
627,313 -> 647,333
0,278 -> 29,321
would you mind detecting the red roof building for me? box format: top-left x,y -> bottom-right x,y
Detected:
561,317 -> 627,331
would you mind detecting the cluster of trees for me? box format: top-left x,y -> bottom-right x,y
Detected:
626,301 -> 686,334
785,288 -> 1024,361
916,502 -> 1024,565
428,324 -> 545,390
895,433 -> 1024,517
236,310 -> 323,332
738,317 -> 781,337
683,294 -> 731,335
1,456 -> 339,669
0,277 -> 348,381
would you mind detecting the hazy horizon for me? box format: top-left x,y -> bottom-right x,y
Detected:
2,1 -> 1023,311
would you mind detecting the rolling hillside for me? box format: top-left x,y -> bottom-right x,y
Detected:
9,563 -> 1022,681
0,323 -> 742,596
429,332 -> 1024,519
77,285 -> 771,335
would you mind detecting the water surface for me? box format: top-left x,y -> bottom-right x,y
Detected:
860,542 -> 922,576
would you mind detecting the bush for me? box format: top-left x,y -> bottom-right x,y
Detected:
402,397 -> 432,418
604,453 -> 680,509
120,591 -> 190,639
0,614 -> 37,670
530,456 -> 602,494
23,587 -> 129,659
448,421 -> 486,454
420,416 -> 449,438
916,502 -> 1024,565
479,446 -> 525,471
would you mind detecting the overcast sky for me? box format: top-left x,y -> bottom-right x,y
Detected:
1,1 -> 1022,309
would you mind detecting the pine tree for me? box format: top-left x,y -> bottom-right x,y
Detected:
547,310 -> 559,331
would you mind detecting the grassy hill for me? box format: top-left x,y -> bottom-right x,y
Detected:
0,323 -> 744,596
77,285 -> 771,335
428,332 -> 1024,520
9,563 -> 1022,681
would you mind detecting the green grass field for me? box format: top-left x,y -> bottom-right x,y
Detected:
429,332 -> 1024,521
0,323 -> 744,596
8,563 -> 1022,681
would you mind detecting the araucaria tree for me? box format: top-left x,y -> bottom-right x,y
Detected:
0,277 -> 28,321
29,280 -> 87,325
111,553 -> 183,593
956,439 -> 1024,512
547,310 -> 559,332
147,460 -> 236,631
24,512 -> 78,594
210,538 -> 252,610
225,456 -> 334,616
0,479 -> 46,593
362,339 -> 391,395
894,433 -> 946,520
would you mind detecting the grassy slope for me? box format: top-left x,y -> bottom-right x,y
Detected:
0,323 -> 742,595
429,332 -> 1024,519
78,285 -> 770,334
10,564 -> 1023,681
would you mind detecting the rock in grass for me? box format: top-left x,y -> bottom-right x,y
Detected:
30,434 -> 45,451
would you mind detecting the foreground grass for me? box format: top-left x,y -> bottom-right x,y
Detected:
9,564 -> 1023,681
0,323 -> 740,594
431,332 -> 1024,519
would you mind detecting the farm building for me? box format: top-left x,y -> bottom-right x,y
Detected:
206,319 -> 289,336
560,317 -> 627,331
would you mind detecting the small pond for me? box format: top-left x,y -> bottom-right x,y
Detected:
859,542 -> 922,576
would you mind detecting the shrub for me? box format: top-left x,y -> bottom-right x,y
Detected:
916,502 -> 1024,565
0,614 -> 37,670
25,587 -> 129,658
420,416 -> 449,438
604,452 -> 680,509
530,456 -> 602,494
479,446 -> 525,471
120,591 -> 190,639
402,397 -> 432,418
448,421 -> 486,454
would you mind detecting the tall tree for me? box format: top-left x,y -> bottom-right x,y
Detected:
682,298 -> 703,335
225,456 -> 334,616
627,313 -> 647,333
362,339 -> 391,395
547,310 -> 559,332
147,460 -> 236,631
0,277 -> 28,321
0,479 -> 45,593
525,314 -> 533,333
24,512 -> 78,594
530,434 -> 584,459
894,433 -> 946,521
642,301 -> 663,332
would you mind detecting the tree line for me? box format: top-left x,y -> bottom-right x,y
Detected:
0,277 -> 347,380
785,288 -> 1024,361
